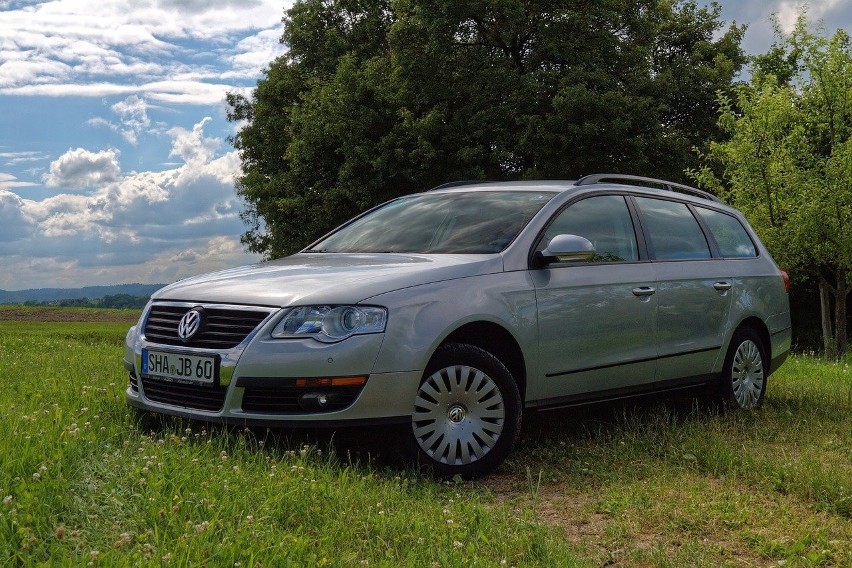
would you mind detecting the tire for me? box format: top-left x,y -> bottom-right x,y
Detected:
719,328 -> 767,410
410,343 -> 522,478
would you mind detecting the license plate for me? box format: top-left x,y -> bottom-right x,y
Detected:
141,349 -> 218,385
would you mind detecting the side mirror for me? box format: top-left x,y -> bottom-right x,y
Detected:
540,234 -> 596,263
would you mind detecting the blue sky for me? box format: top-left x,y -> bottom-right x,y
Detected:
0,0 -> 850,291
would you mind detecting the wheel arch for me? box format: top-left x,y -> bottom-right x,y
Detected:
438,321 -> 527,401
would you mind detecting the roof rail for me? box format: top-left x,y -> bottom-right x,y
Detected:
428,180 -> 486,191
575,173 -> 720,202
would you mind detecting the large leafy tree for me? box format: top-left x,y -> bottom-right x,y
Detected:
691,16 -> 852,356
228,0 -> 745,259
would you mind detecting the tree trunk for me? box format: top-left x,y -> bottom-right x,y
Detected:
820,280 -> 835,358
836,268 -> 848,356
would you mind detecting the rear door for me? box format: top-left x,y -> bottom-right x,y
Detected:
632,196 -> 733,386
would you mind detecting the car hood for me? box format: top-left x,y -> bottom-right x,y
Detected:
152,253 -> 505,307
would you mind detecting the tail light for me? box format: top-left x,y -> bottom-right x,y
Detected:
781,270 -> 790,294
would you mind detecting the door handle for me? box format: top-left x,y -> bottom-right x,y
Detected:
632,286 -> 656,297
714,281 -> 732,291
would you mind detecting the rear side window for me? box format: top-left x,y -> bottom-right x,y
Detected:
540,195 -> 638,262
695,207 -> 757,258
634,196 -> 711,260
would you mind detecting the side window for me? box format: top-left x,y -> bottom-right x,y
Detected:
634,196 -> 711,260
695,207 -> 757,258
540,195 -> 638,262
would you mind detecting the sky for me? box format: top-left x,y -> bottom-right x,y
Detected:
0,0 -> 851,291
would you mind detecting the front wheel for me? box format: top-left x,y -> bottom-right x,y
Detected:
719,328 -> 767,410
411,343 -> 522,478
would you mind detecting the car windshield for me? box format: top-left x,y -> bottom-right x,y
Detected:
308,191 -> 556,254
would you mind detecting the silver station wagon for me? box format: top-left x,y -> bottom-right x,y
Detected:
124,174 -> 792,477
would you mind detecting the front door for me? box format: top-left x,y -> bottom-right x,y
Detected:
529,195 -> 658,403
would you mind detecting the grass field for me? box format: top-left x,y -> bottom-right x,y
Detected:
1,306 -> 850,566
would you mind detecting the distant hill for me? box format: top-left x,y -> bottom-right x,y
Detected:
0,283 -> 165,305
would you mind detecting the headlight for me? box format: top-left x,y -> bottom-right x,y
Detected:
271,305 -> 387,342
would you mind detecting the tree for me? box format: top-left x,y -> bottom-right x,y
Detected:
691,15 -> 852,356
228,0 -> 745,259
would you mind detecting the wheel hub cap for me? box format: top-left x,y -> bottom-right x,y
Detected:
731,339 -> 764,409
412,365 -> 506,466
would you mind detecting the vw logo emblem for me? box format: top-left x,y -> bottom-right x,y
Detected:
447,404 -> 466,424
177,308 -> 203,341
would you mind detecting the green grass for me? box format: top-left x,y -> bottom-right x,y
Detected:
1,309 -> 850,566
502,355 -> 852,565
0,315 -> 576,566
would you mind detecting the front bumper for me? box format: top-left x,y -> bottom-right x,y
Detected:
123,307 -> 422,426
125,368 -> 419,427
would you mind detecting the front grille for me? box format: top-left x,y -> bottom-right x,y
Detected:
129,372 -> 138,392
241,384 -> 364,414
141,377 -> 227,411
143,304 -> 271,349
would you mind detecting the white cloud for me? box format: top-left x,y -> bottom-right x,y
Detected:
112,94 -> 151,143
43,147 -> 121,188
0,0 -> 290,103
112,94 -> 148,121
0,1 -> 293,289
774,0 -> 847,32
0,171 -> 39,188
0,117 -> 258,289
168,117 -> 220,166
0,151 -> 50,166
87,94 -> 152,144
222,27 -> 287,80
157,0 -> 264,14
0,188 -> 36,242
0,56 -> 72,86
716,0 -> 852,55
0,79 -> 242,105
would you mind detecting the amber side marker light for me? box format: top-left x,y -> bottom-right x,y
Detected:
295,376 -> 368,388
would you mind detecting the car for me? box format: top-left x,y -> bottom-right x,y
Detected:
124,173 -> 792,477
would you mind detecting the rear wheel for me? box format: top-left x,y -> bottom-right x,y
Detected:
719,328 -> 767,410
411,343 -> 521,478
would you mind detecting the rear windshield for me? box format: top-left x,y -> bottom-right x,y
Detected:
309,191 -> 555,254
